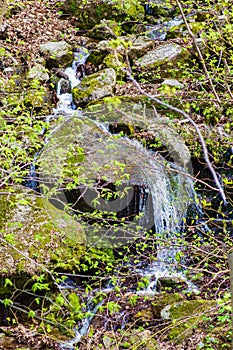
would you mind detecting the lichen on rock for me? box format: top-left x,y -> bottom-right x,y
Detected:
72,68 -> 116,106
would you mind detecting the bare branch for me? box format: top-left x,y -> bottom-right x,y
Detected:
175,0 -> 221,105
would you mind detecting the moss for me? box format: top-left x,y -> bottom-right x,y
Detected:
61,0 -> 145,30
167,299 -> 216,343
0,187 -> 85,275
151,292 -> 184,317
88,20 -> 122,40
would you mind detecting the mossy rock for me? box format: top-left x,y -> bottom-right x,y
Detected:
162,299 -> 216,343
128,35 -> 155,59
39,41 -> 73,69
134,43 -> 190,80
103,53 -> 126,79
102,329 -> 158,349
27,63 -> 49,82
60,0 -> 145,30
72,68 -> 116,106
88,20 -> 122,40
0,187 -> 85,274
151,292 -> 184,318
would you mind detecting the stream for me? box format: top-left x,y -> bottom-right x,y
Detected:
27,47 -> 199,349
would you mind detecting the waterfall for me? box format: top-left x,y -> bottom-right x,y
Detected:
30,47 -> 198,347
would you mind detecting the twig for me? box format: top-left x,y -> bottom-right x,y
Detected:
175,0 -> 221,106
125,72 -> 227,205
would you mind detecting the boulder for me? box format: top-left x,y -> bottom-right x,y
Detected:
135,43 -> 186,69
87,20 -> 122,40
0,187 -> 85,274
60,0 -> 144,30
72,68 -> 116,106
39,41 -> 73,68
27,63 -> 49,82
160,299 -> 216,342
135,42 -> 189,79
128,35 -> 155,59
144,0 -> 173,18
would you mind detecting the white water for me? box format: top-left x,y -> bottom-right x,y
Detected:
47,49 -> 198,349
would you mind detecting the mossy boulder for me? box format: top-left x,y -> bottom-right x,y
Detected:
134,43 -> 190,79
102,329 -> 158,349
0,187 -> 85,274
160,299 -> 216,343
143,0 -> 174,18
72,68 -> 116,106
60,0 -> 145,30
39,41 -> 73,68
27,63 -> 49,82
128,35 -> 155,59
88,20 -> 122,40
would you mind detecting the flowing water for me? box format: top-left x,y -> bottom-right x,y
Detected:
26,49 -> 198,348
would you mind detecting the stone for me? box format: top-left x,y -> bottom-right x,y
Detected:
72,68 -> 116,106
39,41 -> 73,68
160,299 -> 216,343
162,79 -> 184,88
135,43 -> 186,70
88,20 -> 122,40
128,36 -> 155,59
0,187 -> 85,275
60,0 -> 144,30
144,0 -> 173,17
28,63 -> 49,82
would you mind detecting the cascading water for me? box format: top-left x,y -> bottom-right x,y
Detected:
32,48 -> 199,348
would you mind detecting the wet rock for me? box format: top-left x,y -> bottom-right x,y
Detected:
144,0 -> 173,18
72,68 -> 116,106
27,63 -> 49,82
39,41 -> 73,68
60,0 -> 145,30
58,78 -> 71,94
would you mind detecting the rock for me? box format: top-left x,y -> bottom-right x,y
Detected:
103,53 -> 125,79
58,78 -> 71,94
87,36 -> 133,66
84,101 -> 192,171
162,78 -> 184,88
128,35 -> 155,59
135,42 -> 186,69
72,68 -> 116,106
160,299 -> 216,343
144,0 -> 173,18
60,0 -> 145,30
88,20 -> 122,40
0,187 -> 85,274
28,63 -> 49,82
39,41 -> 73,68
123,329 -> 158,349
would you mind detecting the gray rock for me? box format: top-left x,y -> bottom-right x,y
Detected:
162,78 -> 184,88
39,41 -> 73,68
28,63 -> 49,82
135,43 -> 185,70
72,68 -> 116,106
129,35 -> 155,58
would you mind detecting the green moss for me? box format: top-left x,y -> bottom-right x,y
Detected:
152,292 -> 184,317
167,299 -> 216,343
0,187 -> 85,274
